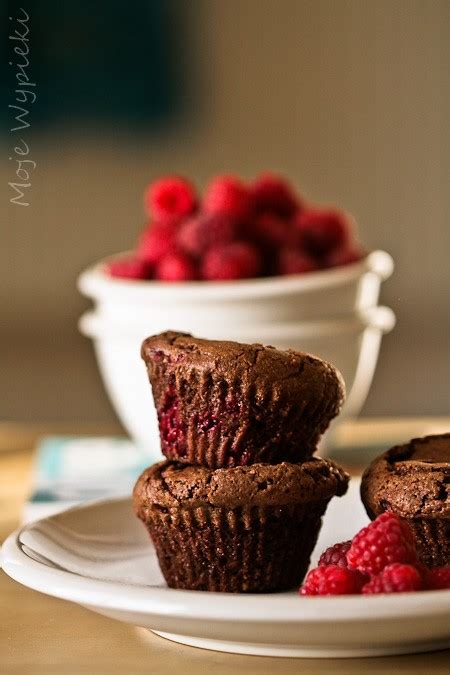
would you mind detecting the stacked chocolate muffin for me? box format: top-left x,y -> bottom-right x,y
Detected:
134,331 -> 349,592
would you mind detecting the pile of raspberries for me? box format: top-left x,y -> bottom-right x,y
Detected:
108,174 -> 364,282
300,512 -> 450,595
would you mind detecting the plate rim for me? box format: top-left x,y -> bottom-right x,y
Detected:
2,496 -> 450,624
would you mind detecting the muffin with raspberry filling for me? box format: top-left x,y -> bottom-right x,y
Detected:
141,331 -> 345,469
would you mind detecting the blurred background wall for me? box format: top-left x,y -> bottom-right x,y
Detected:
1,0 -> 449,425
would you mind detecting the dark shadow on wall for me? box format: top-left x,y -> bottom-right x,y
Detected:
1,0 -> 194,134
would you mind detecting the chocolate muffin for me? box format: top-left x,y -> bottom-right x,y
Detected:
141,331 -> 345,468
361,434 -> 450,568
134,458 -> 349,592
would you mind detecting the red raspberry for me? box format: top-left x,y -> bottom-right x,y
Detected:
300,565 -> 366,596
251,173 -> 301,218
202,242 -> 261,281
155,251 -> 197,282
424,567 -> 450,590
176,217 -> 203,256
203,175 -> 252,221
325,243 -> 364,268
203,213 -> 240,248
319,541 -> 352,569
347,513 -> 417,576
107,257 -> 151,280
176,213 -> 240,257
137,222 -> 177,265
144,176 -> 197,221
296,208 -> 351,256
362,563 -> 423,594
247,213 -> 295,248
277,247 -> 318,275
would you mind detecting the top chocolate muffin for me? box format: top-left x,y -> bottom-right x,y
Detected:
142,331 -> 345,468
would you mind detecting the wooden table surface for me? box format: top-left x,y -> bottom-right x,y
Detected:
1,419 -> 450,675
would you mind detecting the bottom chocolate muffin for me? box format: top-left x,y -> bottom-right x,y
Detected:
361,434 -> 450,568
133,459 -> 349,593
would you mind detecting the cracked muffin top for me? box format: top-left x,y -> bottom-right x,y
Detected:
141,331 -> 345,406
133,458 -> 349,514
361,434 -> 450,520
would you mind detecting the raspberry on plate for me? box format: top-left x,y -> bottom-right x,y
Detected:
251,173 -> 301,218
137,222 -> 177,265
107,257 -> 151,280
347,512 -> 417,576
202,242 -> 261,281
424,567 -> 450,590
155,251 -> 197,282
300,565 -> 366,596
203,175 -> 252,221
318,540 -> 352,569
296,208 -> 351,256
362,563 -> 423,594
144,176 -> 197,221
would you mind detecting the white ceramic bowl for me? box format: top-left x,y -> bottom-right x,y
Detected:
78,249 -> 393,327
79,306 -> 395,460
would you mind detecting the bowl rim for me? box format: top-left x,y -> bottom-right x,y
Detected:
78,250 -> 394,302
79,306 -> 396,340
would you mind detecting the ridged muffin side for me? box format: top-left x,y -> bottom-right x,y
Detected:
141,331 -> 345,468
134,458 -> 349,592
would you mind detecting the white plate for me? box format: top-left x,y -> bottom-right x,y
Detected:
2,480 -> 450,658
